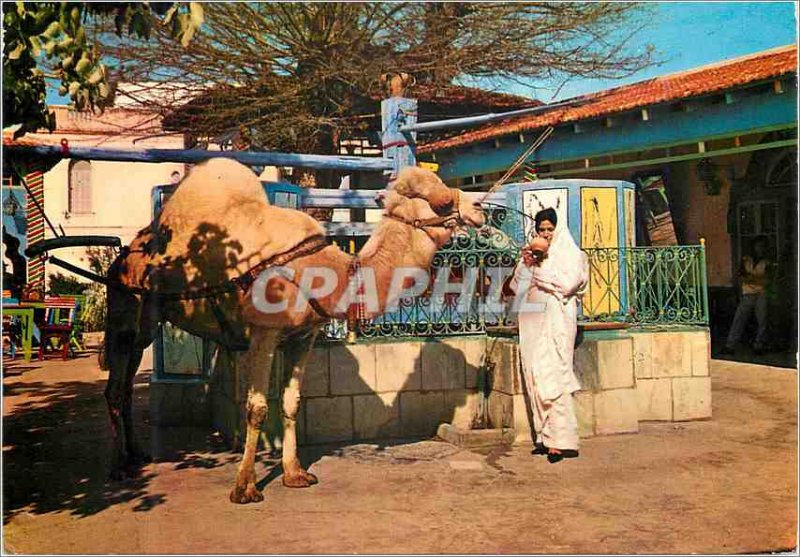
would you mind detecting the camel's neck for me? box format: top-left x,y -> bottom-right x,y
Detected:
319,219 -> 444,320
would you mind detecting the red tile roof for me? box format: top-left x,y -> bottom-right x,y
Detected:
405,84 -> 541,109
3,105 -> 168,147
419,45 -> 797,153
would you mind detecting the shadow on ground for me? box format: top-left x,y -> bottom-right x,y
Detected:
711,342 -> 797,369
3,370 -> 164,522
2,366 -> 241,523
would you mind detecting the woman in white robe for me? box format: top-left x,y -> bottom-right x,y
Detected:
507,207 -> 589,463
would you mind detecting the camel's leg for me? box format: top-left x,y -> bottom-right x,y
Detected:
121,331 -> 157,465
281,329 -> 319,488
122,299 -> 159,465
104,289 -> 141,479
229,326 -> 280,504
105,287 -> 158,479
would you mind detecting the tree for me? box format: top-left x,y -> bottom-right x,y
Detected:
96,2 -> 655,172
2,2 -> 203,138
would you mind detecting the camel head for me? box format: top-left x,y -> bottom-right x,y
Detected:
378,167 -> 485,246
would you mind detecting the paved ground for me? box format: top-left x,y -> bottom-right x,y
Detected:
2,352 -> 797,554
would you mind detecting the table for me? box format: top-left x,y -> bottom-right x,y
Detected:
3,305 -> 36,362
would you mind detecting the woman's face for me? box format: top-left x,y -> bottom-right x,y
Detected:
536,219 -> 555,244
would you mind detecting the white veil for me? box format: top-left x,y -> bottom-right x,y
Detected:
532,211 -> 589,302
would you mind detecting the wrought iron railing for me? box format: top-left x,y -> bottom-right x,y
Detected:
358,218 -> 520,338
582,246 -> 709,326
322,228 -> 708,341
323,208 -> 520,340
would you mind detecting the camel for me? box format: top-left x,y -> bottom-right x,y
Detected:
104,158 -> 485,503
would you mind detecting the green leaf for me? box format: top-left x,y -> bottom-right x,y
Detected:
29,35 -> 42,57
43,39 -> 56,56
61,54 -> 74,70
8,42 -> 25,60
33,6 -> 52,26
75,55 -> 91,75
162,4 -> 179,26
180,24 -> 196,47
68,81 -> 81,96
114,6 -> 128,35
87,66 -> 104,85
42,20 -> 61,39
59,5 -> 69,31
129,10 -> 151,38
58,35 -> 74,51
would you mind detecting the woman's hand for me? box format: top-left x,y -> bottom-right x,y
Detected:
522,237 -> 549,267
521,248 -> 536,267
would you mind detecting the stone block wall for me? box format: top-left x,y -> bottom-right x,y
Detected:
209,337 -> 491,447
496,327 -> 712,444
632,329 -> 712,421
575,335 -> 640,436
202,327 -> 711,449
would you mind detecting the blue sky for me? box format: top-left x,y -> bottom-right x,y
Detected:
46,2 -> 798,107
509,1 -> 798,102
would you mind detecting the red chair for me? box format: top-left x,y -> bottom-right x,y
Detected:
38,296 -> 80,361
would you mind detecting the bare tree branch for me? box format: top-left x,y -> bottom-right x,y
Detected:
92,2 -> 657,172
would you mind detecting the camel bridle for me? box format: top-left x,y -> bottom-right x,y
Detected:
344,187 -> 470,332
386,187 -> 467,237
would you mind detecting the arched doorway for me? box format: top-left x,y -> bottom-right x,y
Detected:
729,133 -> 797,351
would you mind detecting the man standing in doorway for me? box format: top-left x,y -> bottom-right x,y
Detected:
722,235 -> 773,355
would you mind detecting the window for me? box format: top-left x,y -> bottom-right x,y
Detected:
68,160 -> 92,214
737,201 -> 779,260
765,149 -> 797,188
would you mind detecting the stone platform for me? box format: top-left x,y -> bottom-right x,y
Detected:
197,327 -> 711,448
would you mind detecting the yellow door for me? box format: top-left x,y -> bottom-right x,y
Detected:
581,188 -> 620,317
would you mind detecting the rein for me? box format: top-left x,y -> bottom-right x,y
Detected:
44,234 -> 331,306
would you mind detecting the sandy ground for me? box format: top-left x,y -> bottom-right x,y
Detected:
2,352 -> 797,554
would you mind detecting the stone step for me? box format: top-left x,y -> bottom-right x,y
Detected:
436,423 -> 515,448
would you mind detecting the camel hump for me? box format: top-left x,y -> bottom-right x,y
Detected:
129,158 -> 325,290
173,158 -> 269,206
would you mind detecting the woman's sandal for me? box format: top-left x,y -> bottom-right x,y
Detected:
531,443 -> 549,456
547,449 -> 580,464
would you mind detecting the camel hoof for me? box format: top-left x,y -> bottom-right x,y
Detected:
282,470 -> 318,488
127,451 -> 152,466
109,468 -> 127,482
229,483 -> 264,504
109,463 -> 141,481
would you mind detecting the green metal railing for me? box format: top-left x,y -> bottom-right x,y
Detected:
357,220 -> 520,338
322,225 -> 709,341
582,245 -> 709,326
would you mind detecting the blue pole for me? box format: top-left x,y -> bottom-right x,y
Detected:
4,145 -> 394,172
399,98 -> 583,133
